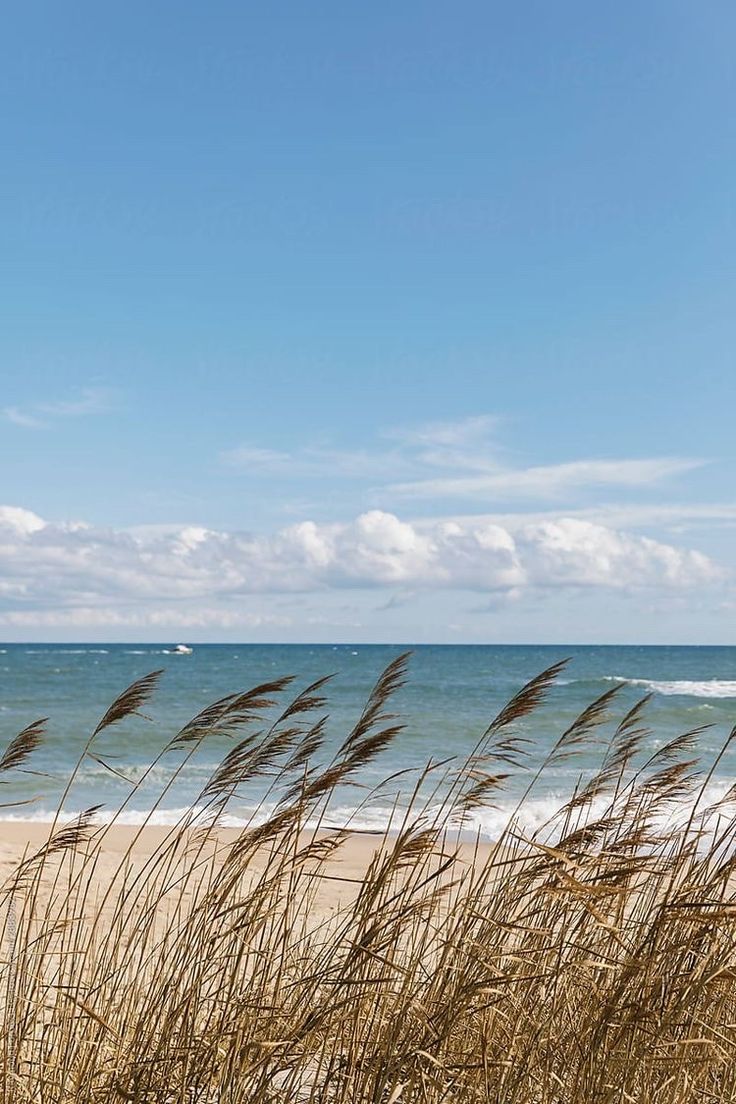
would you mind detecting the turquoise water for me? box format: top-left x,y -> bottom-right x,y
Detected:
1,644 -> 735,836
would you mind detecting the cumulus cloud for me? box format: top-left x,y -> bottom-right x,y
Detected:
0,506 -> 46,536
0,505 -> 722,629
515,518 -> 716,589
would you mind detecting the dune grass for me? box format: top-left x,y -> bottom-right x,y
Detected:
2,655 -> 736,1102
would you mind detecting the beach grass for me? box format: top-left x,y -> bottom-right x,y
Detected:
2,655 -> 736,1101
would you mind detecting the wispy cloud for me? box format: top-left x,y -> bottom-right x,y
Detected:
441,502 -> 736,534
2,387 -> 114,430
384,414 -> 502,472
221,415 -> 501,481
387,415 -> 499,449
3,406 -> 46,429
39,388 -> 113,418
221,444 -> 412,480
387,457 -> 706,501
221,415 -> 704,505
221,446 -> 294,472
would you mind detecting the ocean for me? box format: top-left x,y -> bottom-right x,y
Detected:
1,643 -> 735,837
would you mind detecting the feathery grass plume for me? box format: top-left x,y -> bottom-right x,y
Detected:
643,724 -> 714,773
3,661 -> 736,1101
283,715 -> 328,774
444,661 -> 571,831
337,651 -> 409,757
278,658 -> 409,812
6,807 -> 103,896
168,676 -> 295,750
0,719 -> 46,775
472,658 -> 569,768
486,658 -> 569,735
92,670 -> 163,737
548,682 -> 622,763
563,694 -> 653,812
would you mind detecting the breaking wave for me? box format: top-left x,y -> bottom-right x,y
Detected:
607,677 -> 736,699
4,783 -> 736,841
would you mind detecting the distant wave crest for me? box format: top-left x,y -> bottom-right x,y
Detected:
24,648 -> 109,655
607,677 -> 736,699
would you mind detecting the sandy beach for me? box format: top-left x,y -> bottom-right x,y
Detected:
0,819 -> 493,928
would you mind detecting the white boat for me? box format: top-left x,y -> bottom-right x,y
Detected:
171,643 -> 193,655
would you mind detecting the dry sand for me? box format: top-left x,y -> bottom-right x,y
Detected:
0,820 -> 492,927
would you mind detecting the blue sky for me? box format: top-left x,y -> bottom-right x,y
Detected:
1,2 -> 734,642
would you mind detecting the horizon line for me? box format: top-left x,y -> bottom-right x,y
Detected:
0,640 -> 734,649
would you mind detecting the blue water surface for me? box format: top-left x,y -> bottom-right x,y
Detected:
1,644 -> 735,833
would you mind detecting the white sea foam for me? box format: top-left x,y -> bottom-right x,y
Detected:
608,677 -> 736,699
0,806 -> 210,828
0,802 -> 545,837
24,648 -> 109,655
5,782 -> 735,841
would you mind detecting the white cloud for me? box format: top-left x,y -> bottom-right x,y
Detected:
517,518 -> 716,589
220,446 -> 293,472
415,502 -> 736,537
0,506 -> 46,536
386,414 -> 499,449
3,407 -> 46,429
384,414 -> 502,472
388,457 -> 705,501
568,502 -> 736,532
220,444 -> 412,481
0,504 -> 723,630
221,416 -> 703,505
0,607 -> 291,630
40,388 -> 112,418
2,387 -> 114,430
220,414 -> 501,484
